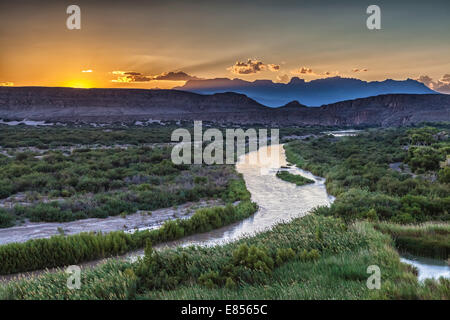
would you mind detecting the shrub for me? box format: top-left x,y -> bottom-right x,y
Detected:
198,271 -> 221,289
232,244 -> 274,274
0,209 -> 15,228
298,249 -> 321,262
275,248 -> 296,266
276,170 -> 314,186
194,176 -> 208,184
438,167 -> 450,183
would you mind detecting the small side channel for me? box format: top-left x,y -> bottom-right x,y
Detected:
400,254 -> 449,281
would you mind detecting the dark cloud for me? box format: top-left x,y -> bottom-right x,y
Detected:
352,68 -> 368,73
124,72 -> 142,76
111,71 -> 151,83
227,59 -> 280,75
417,74 -> 450,93
291,67 -> 315,75
268,64 -> 280,72
152,71 -> 200,81
111,70 -> 199,83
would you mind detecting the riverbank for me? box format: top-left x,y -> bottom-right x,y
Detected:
375,222 -> 450,259
2,213 -> 448,300
0,200 -> 221,245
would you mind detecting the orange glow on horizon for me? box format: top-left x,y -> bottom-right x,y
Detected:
62,79 -> 94,89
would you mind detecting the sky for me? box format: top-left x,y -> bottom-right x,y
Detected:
0,0 -> 449,92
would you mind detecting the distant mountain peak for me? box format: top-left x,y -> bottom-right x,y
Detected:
287,77 -> 306,85
280,100 -> 307,108
177,76 -> 436,107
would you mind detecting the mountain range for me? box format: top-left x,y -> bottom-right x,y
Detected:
175,77 -> 436,107
0,87 -> 449,126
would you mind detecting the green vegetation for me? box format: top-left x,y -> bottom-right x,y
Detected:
0,124 -> 259,275
284,125 -> 449,289
1,214 -> 448,300
0,193 -> 256,274
405,126 -> 449,174
285,126 -> 450,223
0,123 -> 347,149
0,125 -> 175,148
276,170 -> 314,186
0,146 -> 241,225
375,222 -> 450,259
0,209 -> 14,228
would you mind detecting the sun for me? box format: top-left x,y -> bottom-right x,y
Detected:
63,80 -> 93,88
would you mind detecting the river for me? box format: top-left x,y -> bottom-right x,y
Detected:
400,255 -> 450,282
157,144 -> 333,248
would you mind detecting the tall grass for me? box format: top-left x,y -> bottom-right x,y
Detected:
375,222 -> 450,259
2,215 -> 448,300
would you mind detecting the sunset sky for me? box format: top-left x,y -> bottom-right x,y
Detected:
1,0 -> 449,92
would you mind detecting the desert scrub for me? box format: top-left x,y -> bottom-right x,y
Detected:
0,209 -> 15,228
313,189 -> 450,223
0,143 -> 241,225
275,170 -> 314,186
375,222 -> 450,259
0,125 -> 177,148
284,126 -> 450,223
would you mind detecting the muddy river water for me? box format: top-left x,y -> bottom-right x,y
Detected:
157,144 -> 333,248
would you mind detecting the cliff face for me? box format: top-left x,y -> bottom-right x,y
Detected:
0,87 -> 449,126
316,94 -> 450,126
0,87 -> 265,118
